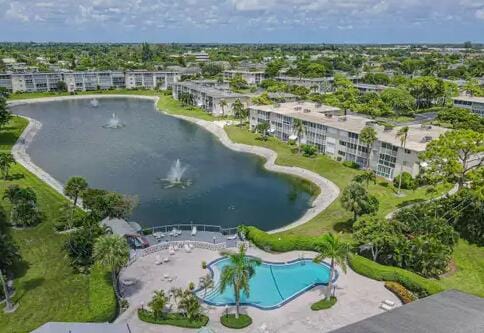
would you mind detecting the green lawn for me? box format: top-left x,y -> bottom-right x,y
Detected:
0,117 -> 115,333
437,240 -> 484,297
225,125 -> 450,237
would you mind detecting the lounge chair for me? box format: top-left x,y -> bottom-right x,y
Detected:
188,243 -> 194,249
227,234 -> 238,240
191,226 -> 197,236
163,257 -> 169,263
155,255 -> 163,265
184,244 -> 191,253
169,247 -> 175,255
383,300 -> 395,307
121,279 -> 135,286
380,303 -> 393,311
163,274 -> 169,280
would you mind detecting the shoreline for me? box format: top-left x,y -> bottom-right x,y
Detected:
8,94 -> 339,234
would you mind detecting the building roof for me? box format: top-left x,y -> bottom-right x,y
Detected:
355,83 -> 388,91
276,76 -> 332,83
251,102 -> 447,151
174,81 -> 249,99
453,95 -> 484,103
32,322 -> 131,333
224,70 -> 265,74
330,290 -> 484,333
100,217 -> 137,236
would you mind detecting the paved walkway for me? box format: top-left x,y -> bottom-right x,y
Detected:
117,247 -> 400,333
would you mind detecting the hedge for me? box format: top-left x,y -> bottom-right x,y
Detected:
88,264 -> 117,322
138,309 -> 209,328
244,226 -> 323,252
311,296 -> 337,310
384,282 -> 416,304
220,314 -> 253,329
348,254 -> 443,297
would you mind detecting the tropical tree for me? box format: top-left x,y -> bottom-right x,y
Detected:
292,119 -> 305,153
169,287 -> 184,309
255,122 -> 270,141
178,290 -> 202,320
359,127 -> 377,169
64,176 -> 88,207
381,88 -> 415,116
341,182 -> 379,221
0,97 -> 12,130
149,289 -> 168,319
0,153 -> 16,180
232,99 -> 247,126
3,185 -> 42,227
313,233 -> 351,299
219,99 -> 228,118
219,244 -> 261,318
93,235 -> 130,296
353,216 -> 396,261
420,129 -> 483,189
199,274 -> 214,299
395,126 -> 409,195
353,170 -> 376,188
0,268 -> 15,312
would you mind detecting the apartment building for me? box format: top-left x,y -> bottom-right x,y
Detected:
172,81 -> 249,116
453,96 -> 484,117
355,83 -> 388,94
183,52 -> 210,62
275,76 -> 334,93
224,70 -> 266,85
0,71 -> 181,93
249,102 -> 447,179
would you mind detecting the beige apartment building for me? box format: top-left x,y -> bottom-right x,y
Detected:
249,102 -> 447,179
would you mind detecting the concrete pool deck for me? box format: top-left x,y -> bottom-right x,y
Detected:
9,94 -> 339,234
117,246 -> 400,333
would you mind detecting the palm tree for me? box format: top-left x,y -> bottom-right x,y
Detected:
64,176 -> 88,207
292,119 -> 305,153
93,235 -> 130,298
359,127 -> 377,170
0,153 -> 15,180
313,233 -> 350,299
0,268 -> 15,312
199,273 -> 214,299
149,290 -> 168,319
219,99 -> 228,118
255,122 -> 270,141
232,99 -> 247,126
396,126 -> 409,195
219,244 -> 261,319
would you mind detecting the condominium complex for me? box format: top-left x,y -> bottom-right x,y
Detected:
249,102 -> 447,179
0,71 -> 181,93
275,76 -> 334,93
453,96 -> 484,117
224,70 -> 266,85
355,83 -> 388,93
172,81 -> 249,116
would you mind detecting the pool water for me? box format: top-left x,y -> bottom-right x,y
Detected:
200,258 -> 334,309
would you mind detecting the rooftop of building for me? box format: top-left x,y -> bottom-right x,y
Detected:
276,75 -> 333,82
355,83 -> 388,90
330,290 -> 484,333
251,102 -> 447,151
453,95 -> 484,103
224,69 -> 266,74
174,81 -> 249,99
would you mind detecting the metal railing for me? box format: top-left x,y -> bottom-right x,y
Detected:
142,223 -> 238,236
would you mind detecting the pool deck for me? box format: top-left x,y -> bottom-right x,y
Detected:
117,246 -> 400,333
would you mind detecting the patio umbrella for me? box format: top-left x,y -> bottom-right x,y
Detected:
197,327 -> 216,333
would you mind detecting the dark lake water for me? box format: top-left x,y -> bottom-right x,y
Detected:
13,98 -> 313,230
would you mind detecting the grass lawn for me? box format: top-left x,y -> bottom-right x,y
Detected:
0,117 -> 115,333
437,240 -> 484,297
224,125 -> 450,237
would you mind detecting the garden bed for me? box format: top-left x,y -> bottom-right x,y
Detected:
220,314 -> 253,329
138,309 -> 209,328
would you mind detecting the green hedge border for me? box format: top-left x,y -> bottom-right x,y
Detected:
138,309 -> 209,328
348,254 -> 443,297
244,226 -> 325,252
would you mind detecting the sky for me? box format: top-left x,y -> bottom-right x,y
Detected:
0,0 -> 483,43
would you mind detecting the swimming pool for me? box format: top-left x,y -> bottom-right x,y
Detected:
199,257 -> 336,310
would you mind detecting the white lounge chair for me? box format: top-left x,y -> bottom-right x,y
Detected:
184,244 -> 191,253
163,257 -> 169,263
188,243 -> 194,249
383,300 -> 395,307
155,255 -> 163,265
380,303 -> 393,311
121,279 -> 136,286
227,234 -> 238,240
169,247 -> 175,255
163,274 -> 170,280
191,226 -> 197,236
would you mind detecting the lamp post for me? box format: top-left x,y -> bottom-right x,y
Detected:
0,269 -> 15,313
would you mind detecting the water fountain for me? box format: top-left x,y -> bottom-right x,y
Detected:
161,159 -> 191,188
90,98 -> 99,107
103,113 -> 125,129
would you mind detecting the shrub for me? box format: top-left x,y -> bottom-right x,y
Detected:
348,254 -> 443,297
311,296 -> 337,310
88,264 -> 117,322
384,282 -> 416,304
393,172 -> 416,190
243,226 -> 323,252
138,309 -> 209,328
220,314 -> 252,329
201,261 -> 207,269
342,160 -> 360,169
301,144 -> 318,157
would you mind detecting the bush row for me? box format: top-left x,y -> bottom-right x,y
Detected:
87,264 -> 117,322
244,226 -> 323,252
138,309 -> 209,328
384,282 -> 417,304
348,254 -> 443,297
